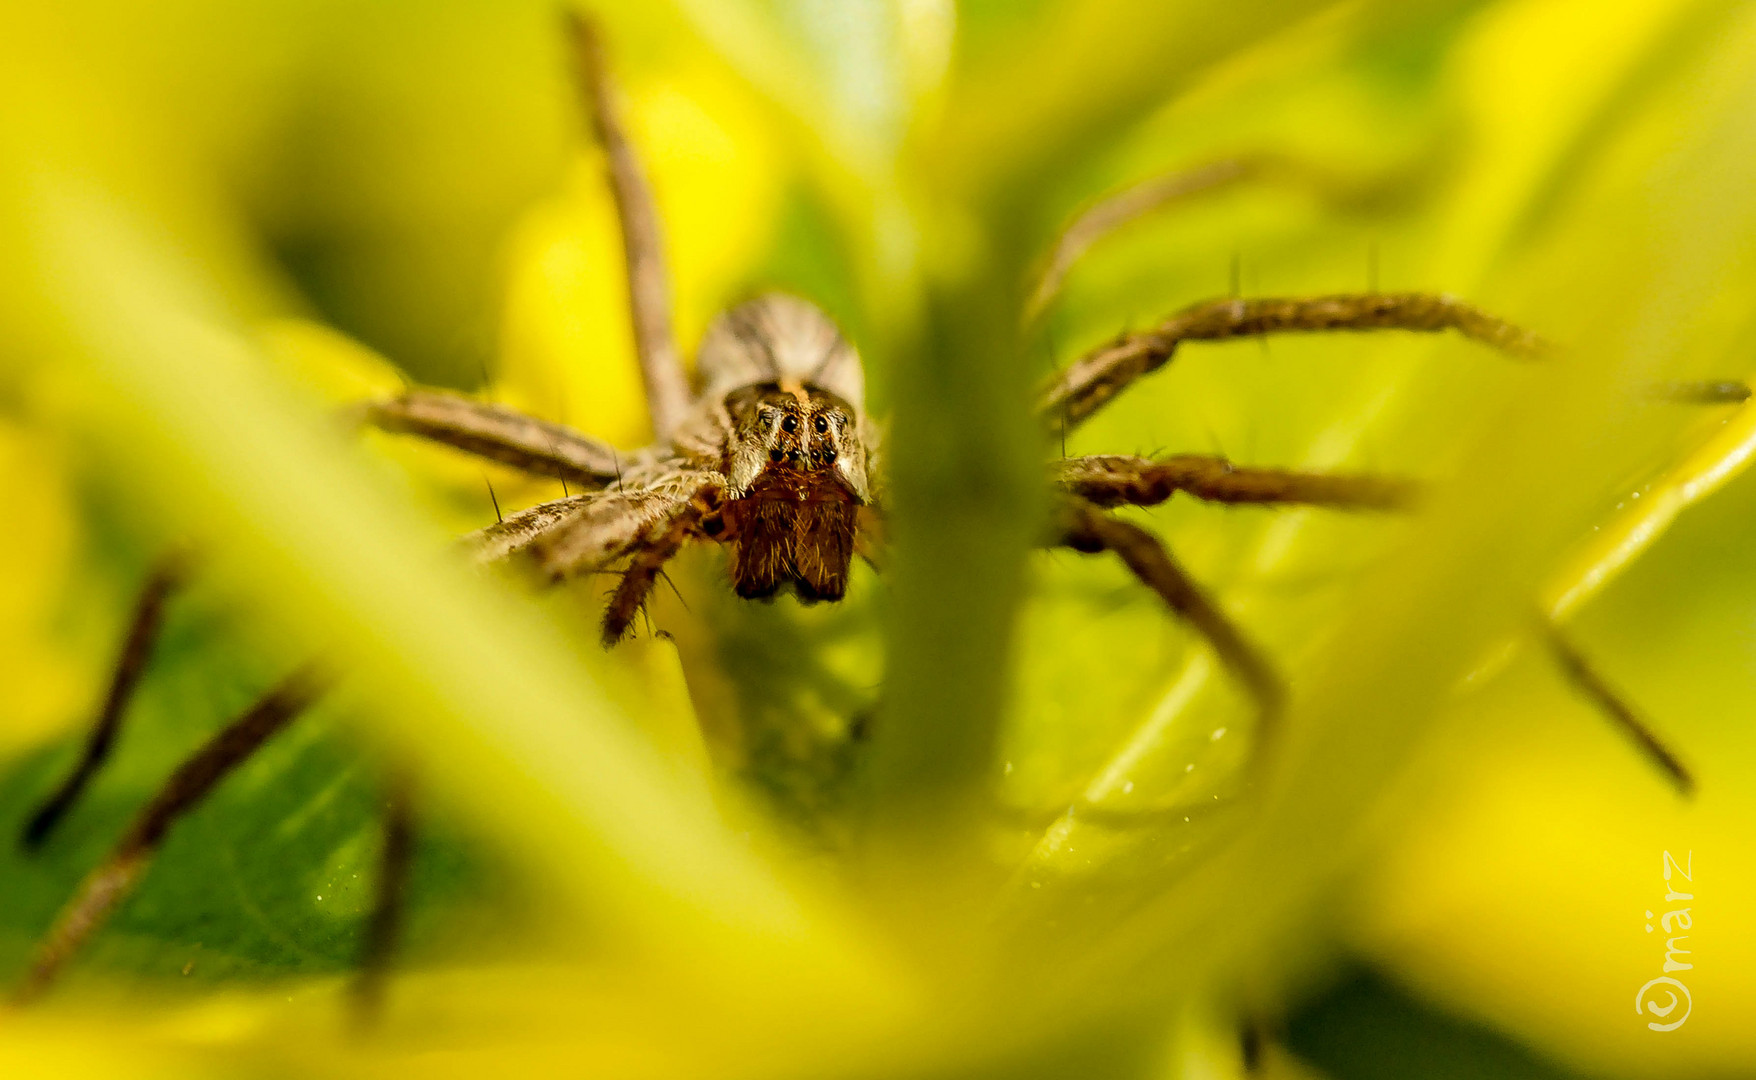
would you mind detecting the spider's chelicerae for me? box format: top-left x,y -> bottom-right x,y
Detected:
14,13 -> 1704,1009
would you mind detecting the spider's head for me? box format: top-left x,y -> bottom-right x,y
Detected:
724,382 -> 871,503
718,381 -> 873,605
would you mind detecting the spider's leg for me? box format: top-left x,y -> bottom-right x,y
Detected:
602,502 -> 704,646
462,474 -> 720,645
1025,153 -> 1414,326
465,492 -> 597,564
1545,625 -> 1692,795
1644,379 -> 1753,404
1056,499 -> 1284,739
1026,158 -> 1260,325
1058,453 -> 1417,511
364,389 -> 633,487
352,764 -> 416,1026
21,550 -> 194,851
566,13 -> 691,440
1527,377 -> 1754,795
1040,293 -> 1550,432
14,665 -> 329,1005
484,471 -> 717,578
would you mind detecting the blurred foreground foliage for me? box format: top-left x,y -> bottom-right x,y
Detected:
2,0 -> 1755,1077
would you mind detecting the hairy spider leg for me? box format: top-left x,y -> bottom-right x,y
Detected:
1057,454 -> 1418,511
1039,292 -> 1549,433
1036,292 -> 1545,754
1025,153 -> 1394,326
14,666 -> 330,1005
566,11 -> 690,441
1025,159 -> 1259,326
1545,625 -> 1693,794
16,572 -> 412,1005
1050,456 -> 1420,757
1037,289 -> 1703,792
602,492 -> 711,645
20,549 -> 193,850
1056,499 -> 1285,744
353,764 -> 417,1027
364,389 -> 630,489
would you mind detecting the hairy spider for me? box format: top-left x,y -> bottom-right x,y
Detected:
13,11 -> 1707,1010
374,289 -> 879,646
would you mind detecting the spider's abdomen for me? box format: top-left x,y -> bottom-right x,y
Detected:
723,466 -> 858,602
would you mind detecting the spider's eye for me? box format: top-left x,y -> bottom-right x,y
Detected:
781,415 -> 798,433
813,415 -> 828,434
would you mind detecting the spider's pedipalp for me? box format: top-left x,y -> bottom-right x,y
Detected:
1054,499 -> 1284,741
1057,454 -> 1418,511
459,474 -> 723,643
1040,292 -> 1551,433
602,505 -> 702,646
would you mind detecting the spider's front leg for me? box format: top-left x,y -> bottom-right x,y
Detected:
1054,498 -> 1285,739
1049,440 -> 1441,747
1051,449 -> 1696,791
1040,292 -> 1550,433
1058,453 -> 1419,512
1047,454 -> 1416,749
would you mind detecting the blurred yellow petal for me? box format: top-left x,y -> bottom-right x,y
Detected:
0,422 -> 83,754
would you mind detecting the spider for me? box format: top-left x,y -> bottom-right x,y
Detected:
11,11 -> 1707,1009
